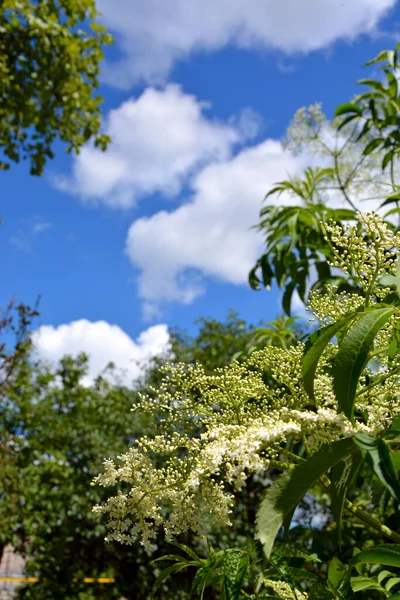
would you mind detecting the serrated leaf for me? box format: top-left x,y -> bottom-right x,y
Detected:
333,307 -> 395,423
285,567 -> 320,582
271,545 -> 321,562
309,583 -> 335,599
255,438 -> 356,557
330,451 -> 363,546
221,550 -> 249,600
302,313 -> 357,400
170,542 -> 203,564
354,434 -> 400,502
352,545 -> 400,569
190,552 -> 224,600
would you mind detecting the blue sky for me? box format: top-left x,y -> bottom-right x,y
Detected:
2,0 -> 400,383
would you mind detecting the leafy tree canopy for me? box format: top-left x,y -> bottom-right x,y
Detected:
1,311 -> 286,599
0,0 -> 112,175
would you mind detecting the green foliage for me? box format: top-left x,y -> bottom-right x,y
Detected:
302,312 -> 358,401
2,311 -> 276,599
255,439 -> 356,558
336,45 -> 400,174
98,210 -> 400,598
330,452 -> 363,546
250,43 -> 400,314
0,0 -> 112,175
354,434 -> 400,503
249,201 -> 357,315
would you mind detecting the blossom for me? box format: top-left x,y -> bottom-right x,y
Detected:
93,213 -> 400,551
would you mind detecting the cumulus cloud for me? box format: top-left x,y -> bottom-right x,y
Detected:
125,139 -> 309,307
55,85 -> 257,208
96,0 -> 396,86
32,320 -> 170,387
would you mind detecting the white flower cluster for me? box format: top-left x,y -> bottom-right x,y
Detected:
264,579 -> 308,600
93,213 -> 400,551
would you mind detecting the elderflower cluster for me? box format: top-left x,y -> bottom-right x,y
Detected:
264,579 -> 308,600
325,212 -> 400,297
93,213 -> 400,551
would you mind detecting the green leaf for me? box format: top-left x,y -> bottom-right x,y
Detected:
337,113 -> 359,131
380,193 -> 400,208
249,263 -> 261,290
378,570 -> 394,585
354,433 -> 400,502
352,545 -> 400,569
363,137 -> 384,155
383,149 -> 395,171
388,322 -> 400,361
302,313 -> 357,400
365,49 -> 391,66
271,545 -> 321,562
386,70 -> 399,99
357,78 -> 388,94
388,417 -> 400,434
255,438 -> 356,557
330,451 -> 363,546
285,567 -> 320,582
152,562 -> 192,598
170,542 -> 203,564
386,577 -> 400,592
333,307 -> 395,423
380,259 -> 400,298
221,550 -> 249,600
309,583 -> 335,599
190,552 -> 225,600
328,557 -> 347,590
350,576 -> 385,593
282,280 -> 296,316
335,103 -> 362,117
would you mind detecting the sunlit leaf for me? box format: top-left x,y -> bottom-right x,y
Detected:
333,307 -> 395,423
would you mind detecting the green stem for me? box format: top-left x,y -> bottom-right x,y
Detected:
319,473 -> 400,543
356,364 -> 400,397
343,497 -> 400,544
302,438 -> 400,543
333,151 -> 358,212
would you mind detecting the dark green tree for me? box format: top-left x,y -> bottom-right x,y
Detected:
1,312 -> 298,599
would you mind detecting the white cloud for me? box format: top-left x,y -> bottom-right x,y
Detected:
10,218 -> 52,253
125,139 -> 308,305
97,0 -> 396,86
32,320 -> 170,387
56,85 -> 256,208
